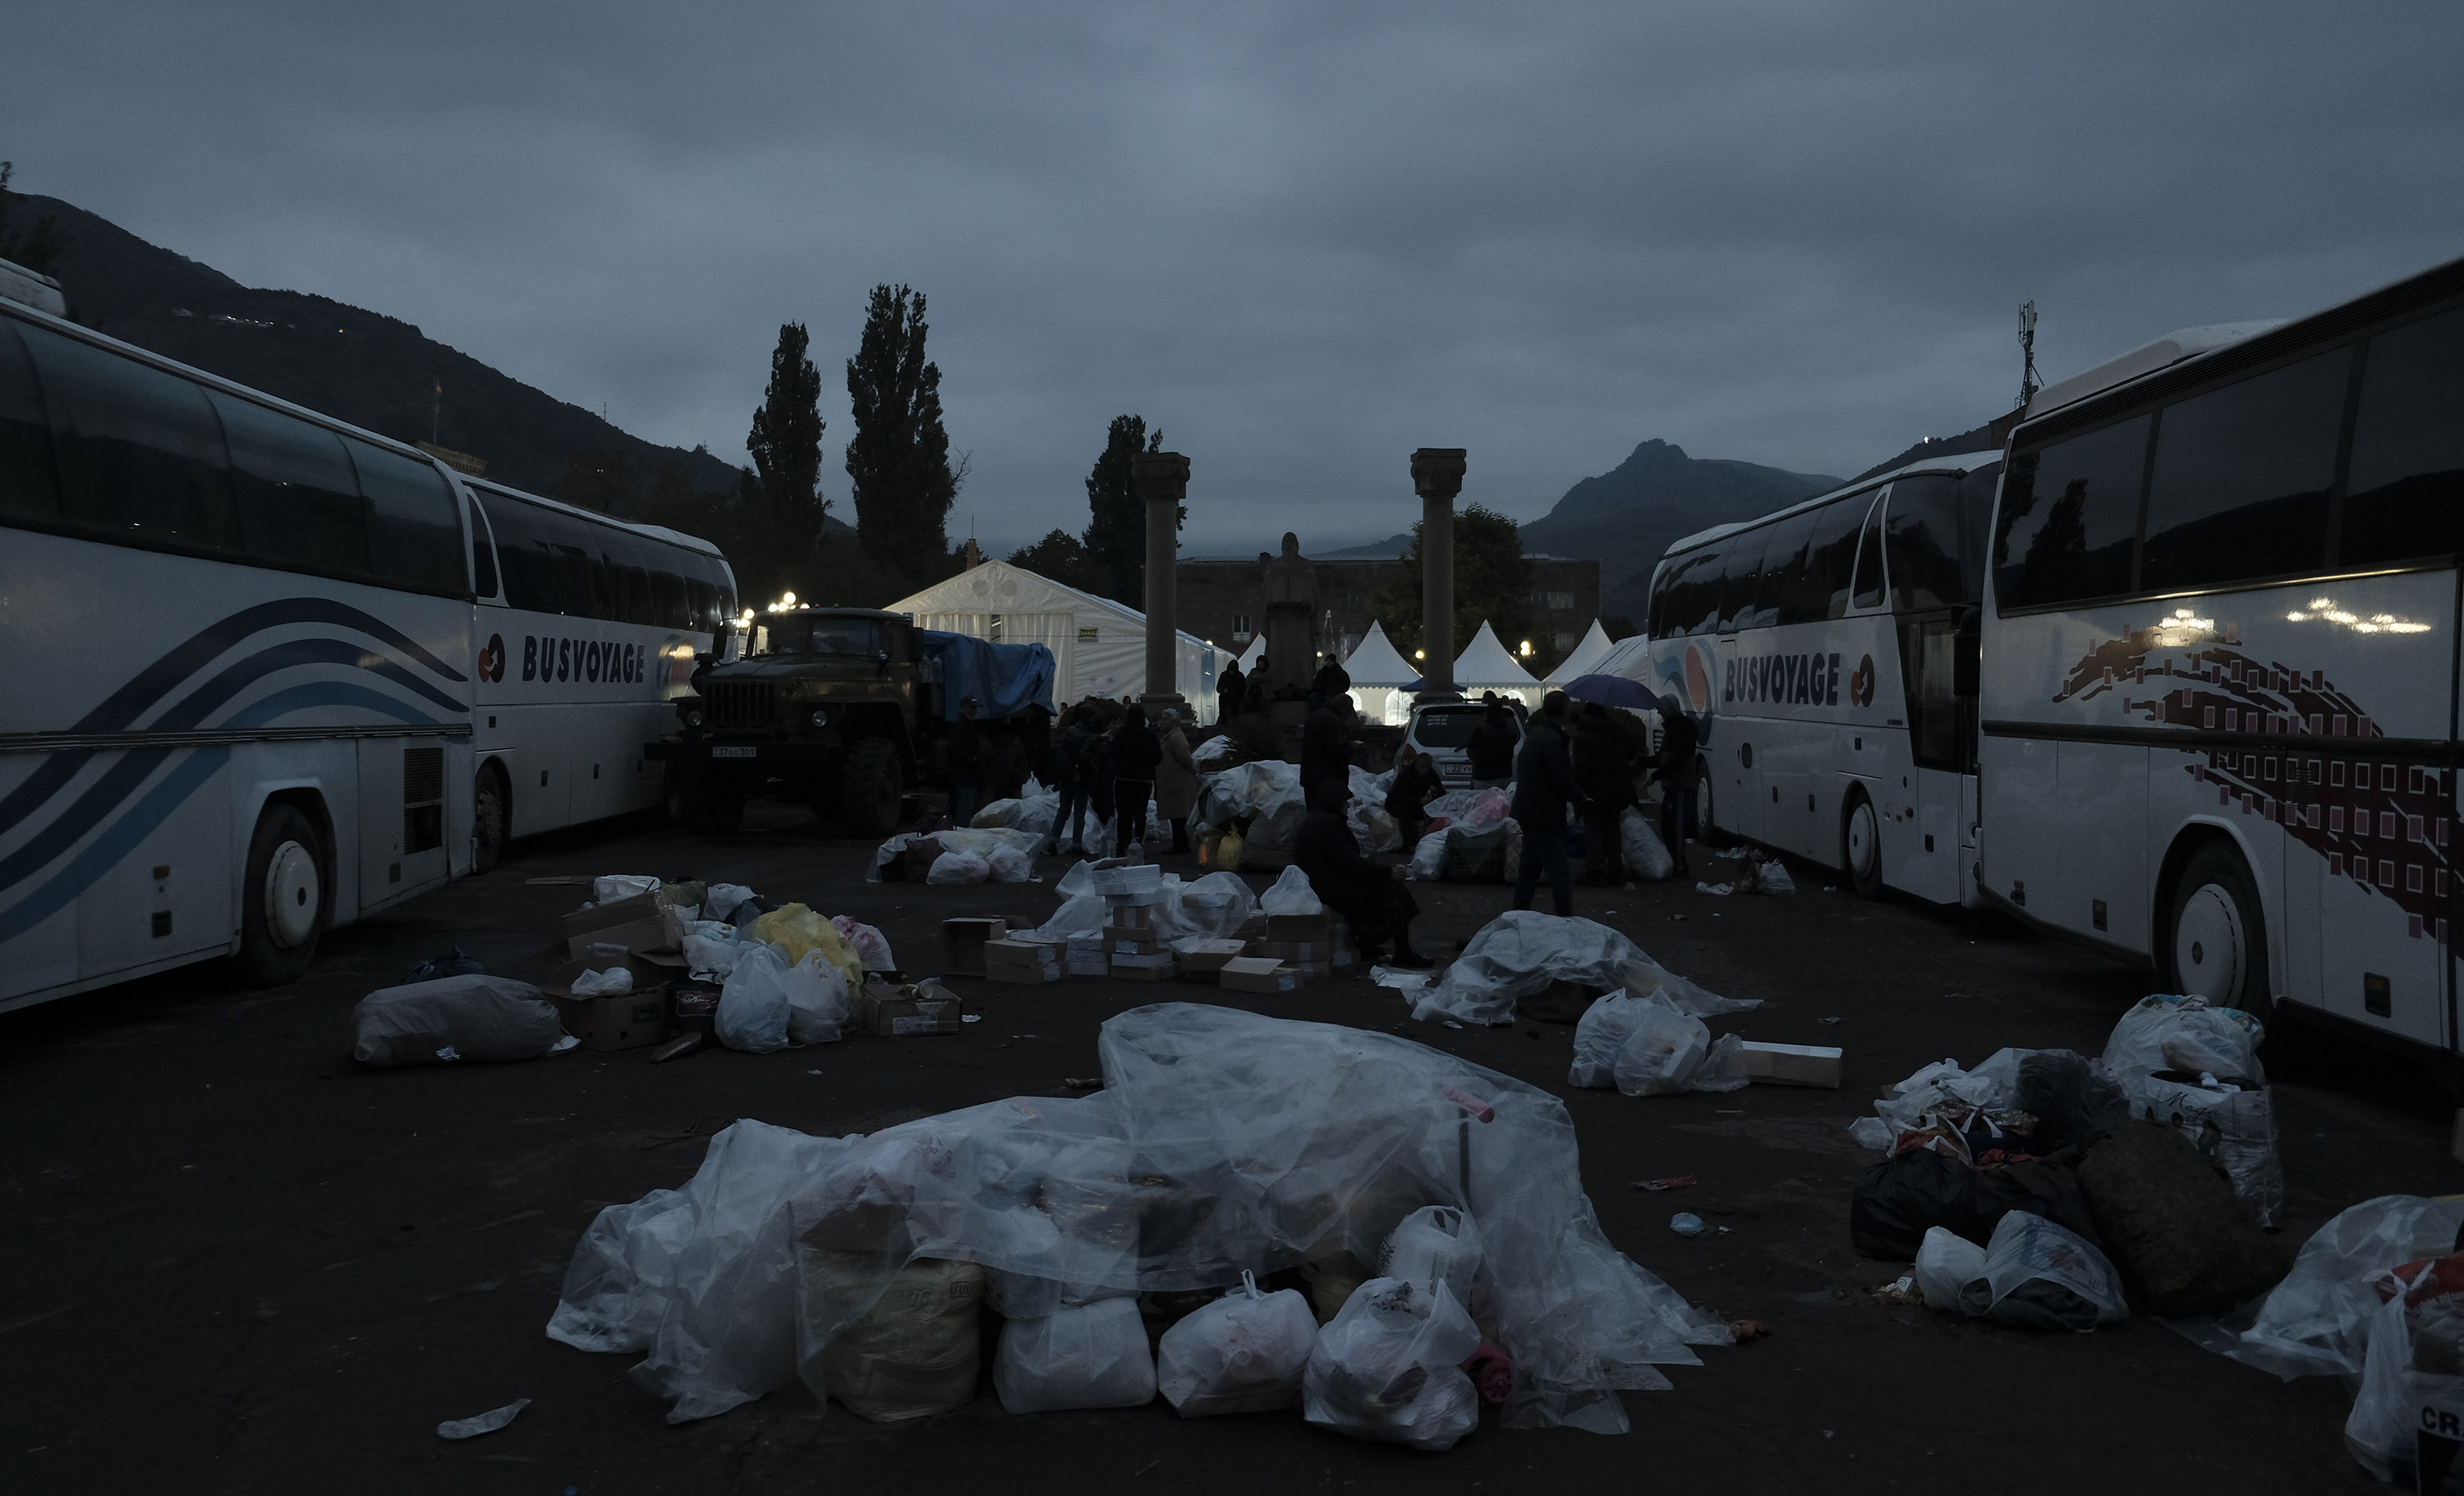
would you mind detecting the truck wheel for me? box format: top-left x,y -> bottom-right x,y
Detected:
2164,840 -> 2273,1020
840,737 -> 904,838
680,766 -> 745,835
239,802 -> 326,987
472,766 -> 508,874
1841,788 -> 1882,899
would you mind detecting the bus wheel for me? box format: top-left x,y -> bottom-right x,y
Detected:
472,766 -> 508,874
239,802 -> 326,987
1841,789 -> 1882,899
1692,758 -> 1724,848
840,738 -> 904,838
2166,840 -> 2273,1020
680,766 -> 745,835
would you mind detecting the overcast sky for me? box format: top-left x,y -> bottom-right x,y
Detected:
10,3 -> 2462,554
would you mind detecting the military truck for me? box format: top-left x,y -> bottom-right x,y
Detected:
649,607 -> 1056,836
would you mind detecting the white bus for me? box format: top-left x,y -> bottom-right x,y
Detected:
1981,253 -> 2464,1051
0,280 -> 732,1012
1642,450 -> 2004,904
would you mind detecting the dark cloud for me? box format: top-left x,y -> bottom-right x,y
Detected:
11,3 -> 2461,554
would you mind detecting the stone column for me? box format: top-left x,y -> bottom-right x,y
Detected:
1411,448 -> 1467,702
1130,450 -> 1190,718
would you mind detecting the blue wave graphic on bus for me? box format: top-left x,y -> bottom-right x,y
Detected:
0,680 -> 445,944
0,598 -> 466,847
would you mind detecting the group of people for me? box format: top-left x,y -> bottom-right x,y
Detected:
1209,652 -> 1354,724
1041,698 -> 1201,858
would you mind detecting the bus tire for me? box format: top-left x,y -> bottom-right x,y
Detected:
2164,840 -> 2273,1020
472,765 -> 508,875
840,737 -> 904,838
239,801 -> 326,988
1841,788 -> 1882,900
1693,757 -> 1726,848
680,766 -> 745,835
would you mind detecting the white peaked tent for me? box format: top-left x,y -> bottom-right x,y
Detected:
1453,620 -> 1542,707
1340,621 -> 1419,725
1235,635 -> 1266,672
1543,619 -> 1617,688
888,559 -> 1217,720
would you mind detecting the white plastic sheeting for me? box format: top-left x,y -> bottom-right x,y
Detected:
1022,863 -> 1258,951
2174,1195 -> 2464,1379
1195,760 -> 1306,858
546,1004 -> 1730,1433
1566,992 -> 1747,1096
972,777 -> 1060,839
868,826 -> 1047,882
1410,912 -> 1758,1028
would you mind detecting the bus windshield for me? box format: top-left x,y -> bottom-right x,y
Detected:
754,614 -> 882,657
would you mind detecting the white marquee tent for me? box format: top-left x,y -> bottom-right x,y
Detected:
1452,620 -> 1542,707
1542,619 -> 1617,688
887,559 -> 1218,720
1340,621 -> 1419,725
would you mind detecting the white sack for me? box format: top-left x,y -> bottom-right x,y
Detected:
1156,1273 -> 1318,1418
986,845 -> 1035,883
1302,1278 -> 1484,1452
1260,864 -> 1324,917
1915,1227 -> 1989,1314
716,942 -> 794,1053
927,850 -> 992,886
1620,808 -> 1674,881
1381,1206 -> 1485,1308
993,1297 -> 1157,1413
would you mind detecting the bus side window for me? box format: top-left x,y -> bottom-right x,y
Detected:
2140,348 -> 2345,591
465,496 -> 499,597
1885,475 -> 1964,611
649,554 -> 689,628
1750,511 -> 1816,628
485,494 -> 560,614
1993,414 -> 2149,610
600,527 -> 656,624
2342,303 -> 2464,568
1850,487 -> 1887,610
1717,529 -> 1772,633
30,324 -> 241,555
0,320 -> 62,522
1806,495 -> 1866,619
215,390 -> 368,578
347,438 -> 467,596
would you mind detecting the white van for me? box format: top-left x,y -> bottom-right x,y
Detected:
1402,701 -> 1521,789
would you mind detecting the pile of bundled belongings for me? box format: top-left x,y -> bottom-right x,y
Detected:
869,826 -> 1048,885
1404,788 -> 1520,885
1011,858 -> 1258,954
1409,912 -> 1758,1029
545,1004 -> 1735,1444
1195,761 -> 1307,867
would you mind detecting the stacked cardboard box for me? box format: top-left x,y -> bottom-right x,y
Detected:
1104,902 -> 1160,956
1109,951 -> 1178,981
1065,934 -> 1108,977
1177,939 -> 1250,981
1218,955 -> 1297,993
982,938 -> 1062,985
941,917 -> 1009,976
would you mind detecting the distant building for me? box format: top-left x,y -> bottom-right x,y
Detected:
1175,545 -> 1599,673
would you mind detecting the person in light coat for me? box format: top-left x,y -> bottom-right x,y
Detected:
1154,709 -> 1200,854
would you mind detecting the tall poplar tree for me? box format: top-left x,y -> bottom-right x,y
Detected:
740,322 -> 826,603
845,284 -> 957,578
1080,414 -> 1165,606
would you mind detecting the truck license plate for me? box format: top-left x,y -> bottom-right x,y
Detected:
711,746 -> 757,759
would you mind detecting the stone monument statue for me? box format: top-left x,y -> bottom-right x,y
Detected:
1262,532 -> 1317,699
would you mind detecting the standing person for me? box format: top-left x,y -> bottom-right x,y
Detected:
1655,696 -> 1702,878
1295,780 -> 1432,968
1384,743 -> 1444,846
1510,690 -> 1588,917
1300,691 -> 1354,808
1571,702 -> 1634,885
1047,703 -> 1096,856
1215,659 -> 1248,722
1089,711 -> 1119,840
1110,706 -> 1163,856
946,696 -> 988,828
1309,654 -> 1351,711
1153,709 -> 1199,853
1465,698 -> 1519,792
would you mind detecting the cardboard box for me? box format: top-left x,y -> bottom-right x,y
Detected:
1740,1041 -> 1844,1089
1106,928 -> 1161,955
1109,955 -> 1178,981
1218,956 -> 1297,993
983,939 -> 1061,986
544,959 -> 674,1052
1178,939 -> 1249,977
561,889 -> 682,960
670,979 -> 722,1033
857,978 -> 969,1037
1103,902 -> 1156,929
1064,935 -> 1109,977
1250,940 -> 1318,964
1267,913 -> 1332,943
984,960 -> 1061,986
941,917 -> 1010,976
1235,913 -> 1269,939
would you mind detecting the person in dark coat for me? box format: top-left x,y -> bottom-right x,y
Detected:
1295,780 -> 1430,968
1510,690 -> 1588,916
1088,713 -> 1119,836
1110,707 -> 1163,855
1465,700 -> 1519,789
946,696 -> 988,827
1215,660 -> 1248,722
1047,703 -> 1097,856
1570,702 -> 1634,885
1655,697 -> 1702,877
1384,743 -> 1444,846
1308,656 -> 1351,711
1299,692 -> 1354,808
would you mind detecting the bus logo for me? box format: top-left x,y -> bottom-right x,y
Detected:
1850,654 -> 1875,707
478,634 -> 506,684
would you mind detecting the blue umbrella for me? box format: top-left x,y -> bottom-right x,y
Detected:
1564,673 -> 1661,711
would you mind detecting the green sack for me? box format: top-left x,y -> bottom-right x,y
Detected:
2076,1120 -> 2288,1316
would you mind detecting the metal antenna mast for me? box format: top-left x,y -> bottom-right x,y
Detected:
2017,301 -> 2041,410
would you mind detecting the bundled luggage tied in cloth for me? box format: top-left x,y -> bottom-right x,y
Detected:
545,1003 -> 1731,1433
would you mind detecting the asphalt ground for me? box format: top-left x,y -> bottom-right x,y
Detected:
7,800 -> 2462,1494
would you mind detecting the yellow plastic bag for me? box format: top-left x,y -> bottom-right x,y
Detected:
748,903 -> 867,992
1200,829 -> 1244,873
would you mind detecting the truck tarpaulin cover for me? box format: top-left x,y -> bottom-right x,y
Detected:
918,630 -> 1055,720
546,1004 -> 1730,1432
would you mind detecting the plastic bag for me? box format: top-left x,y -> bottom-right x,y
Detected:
2078,1121 -> 2286,1316
1405,830 -> 1448,881
1619,808 -> 1674,881
927,849 -> 991,885
986,845 -> 1034,883
806,1253 -> 989,1422
1915,1227 -> 1988,1313
1979,1210 -> 2127,1332
993,1296 -> 1157,1413
1302,1278 -> 1484,1451
782,951 -> 850,1045
1611,1000 -> 1712,1097
593,873 -> 662,903
2130,1075 -> 2282,1228
1381,1207 -> 1485,1307
1260,864 -> 1324,917
829,916 -> 897,973
2103,993 -> 2265,1084
1456,786 -> 1512,835
1618,956 -> 1760,1017
747,904 -> 868,992
1156,1272 -> 1318,1417
702,883 -> 756,921
1568,992 -> 1647,1089
1757,860 -> 1795,895
348,975 -> 565,1066
716,943 -> 795,1053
